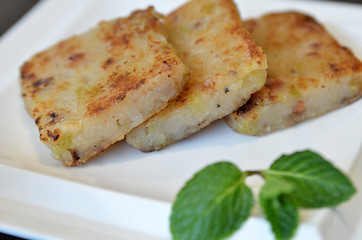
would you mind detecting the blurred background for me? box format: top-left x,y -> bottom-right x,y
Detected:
0,0 -> 362,37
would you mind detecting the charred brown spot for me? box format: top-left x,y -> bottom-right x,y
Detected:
32,108 -> 39,115
268,93 -> 279,103
46,129 -> 60,142
195,38 -> 203,44
116,93 -> 126,102
330,63 -> 341,72
294,14 -> 323,32
20,62 -> 36,81
245,36 -> 263,59
21,72 -> 36,81
36,53 -> 51,65
103,20 -> 135,47
265,80 -> 284,90
122,34 -> 130,45
132,79 -> 146,90
56,40 -> 67,50
31,77 -> 54,93
228,70 -> 237,76
40,133 -> 47,141
86,73 -> 146,116
94,105 -> 106,114
198,119 -> 207,127
68,53 -> 85,61
102,58 -> 114,69
307,42 -> 322,57
49,112 -> 61,124
176,85 -> 190,104
224,49 -> 230,55
194,21 -> 201,28
35,117 -> 41,125
70,150 -> 80,161
107,72 -> 130,89
236,97 -> 259,116
310,42 -> 321,48
107,72 -> 146,92
230,25 -> 242,35
233,45 -> 245,52
162,60 -> 173,69
302,15 -> 316,23
352,62 -> 362,72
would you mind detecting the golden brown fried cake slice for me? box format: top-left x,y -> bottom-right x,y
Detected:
20,7 -> 188,166
126,0 -> 267,151
226,12 -> 362,136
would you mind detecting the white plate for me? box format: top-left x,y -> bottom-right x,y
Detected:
0,0 -> 362,239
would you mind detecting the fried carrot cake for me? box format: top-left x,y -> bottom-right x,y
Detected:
126,0 -> 267,151
226,12 -> 362,135
20,7 -> 188,166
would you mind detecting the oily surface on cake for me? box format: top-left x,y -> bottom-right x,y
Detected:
226,12 -> 362,135
126,0 -> 267,151
20,7 -> 188,166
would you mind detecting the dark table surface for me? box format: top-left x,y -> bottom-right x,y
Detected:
0,0 -> 361,239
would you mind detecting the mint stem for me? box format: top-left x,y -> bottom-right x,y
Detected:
246,170 -> 263,177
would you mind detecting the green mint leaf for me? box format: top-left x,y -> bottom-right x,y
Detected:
264,150 -> 356,208
170,162 -> 253,240
259,174 -> 295,199
260,194 -> 298,240
260,175 -> 299,240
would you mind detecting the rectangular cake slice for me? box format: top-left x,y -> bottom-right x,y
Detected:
226,12 -> 362,135
20,7 -> 188,166
126,0 -> 267,151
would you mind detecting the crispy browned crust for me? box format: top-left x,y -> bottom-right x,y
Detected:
165,0 -> 265,110
227,12 -> 362,135
241,11 -> 362,111
20,7 -> 188,166
21,8 -> 169,117
126,0 -> 267,151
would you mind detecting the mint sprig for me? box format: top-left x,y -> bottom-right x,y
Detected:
170,150 -> 356,240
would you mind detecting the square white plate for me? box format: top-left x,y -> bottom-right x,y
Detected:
0,0 -> 361,239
